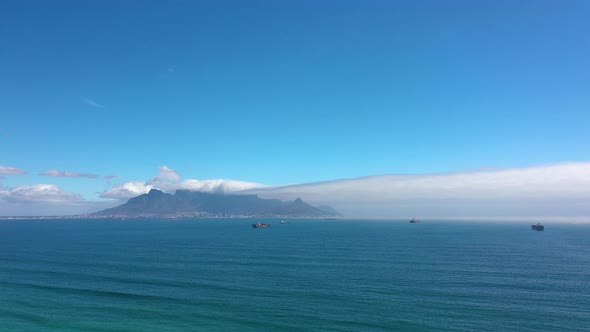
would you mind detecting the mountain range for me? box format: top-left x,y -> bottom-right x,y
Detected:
92,189 -> 341,218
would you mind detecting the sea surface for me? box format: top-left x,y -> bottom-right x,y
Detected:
0,219 -> 589,331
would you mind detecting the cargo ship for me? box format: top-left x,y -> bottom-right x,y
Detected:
531,223 -> 544,231
409,218 -> 421,223
252,222 -> 271,228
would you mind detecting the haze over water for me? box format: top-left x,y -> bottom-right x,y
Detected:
1,219 -> 589,331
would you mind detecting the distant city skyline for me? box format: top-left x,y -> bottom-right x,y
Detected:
1,1 -> 589,217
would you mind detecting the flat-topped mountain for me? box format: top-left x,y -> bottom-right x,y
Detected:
93,189 -> 341,218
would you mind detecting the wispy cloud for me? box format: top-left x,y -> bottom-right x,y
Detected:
40,169 -> 99,179
82,98 -> 103,109
104,175 -> 120,186
100,165 -> 267,199
0,165 -> 27,175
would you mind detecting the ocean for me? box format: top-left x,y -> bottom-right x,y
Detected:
0,219 -> 589,331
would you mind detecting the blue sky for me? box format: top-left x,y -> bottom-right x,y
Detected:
1,1 -> 590,216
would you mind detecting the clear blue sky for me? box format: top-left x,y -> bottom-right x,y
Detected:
1,0 -> 589,201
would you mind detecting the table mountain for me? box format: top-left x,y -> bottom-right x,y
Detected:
93,189 -> 340,218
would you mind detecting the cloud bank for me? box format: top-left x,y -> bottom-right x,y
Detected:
2,162 -> 590,219
243,162 -> 590,219
100,166 -> 268,200
0,165 -> 26,175
40,169 -> 99,178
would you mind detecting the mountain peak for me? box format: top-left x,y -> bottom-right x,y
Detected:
148,189 -> 164,195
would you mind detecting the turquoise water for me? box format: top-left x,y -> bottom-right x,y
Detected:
1,219 -> 589,331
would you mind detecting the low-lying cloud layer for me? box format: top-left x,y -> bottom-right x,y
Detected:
244,162 -> 590,219
100,166 -> 268,200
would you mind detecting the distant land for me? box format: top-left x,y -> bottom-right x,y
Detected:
87,189 -> 341,218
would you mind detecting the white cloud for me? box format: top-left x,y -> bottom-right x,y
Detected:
177,179 -> 266,193
244,162 -> 590,219
0,184 -> 120,216
0,184 -> 83,203
148,165 -> 181,184
100,165 -> 267,200
40,169 -> 99,178
100,181 -> 154,200
0,165 -> 26,175
83,98 -> 103,109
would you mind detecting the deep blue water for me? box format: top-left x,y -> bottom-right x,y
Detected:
1,219 -> 589,331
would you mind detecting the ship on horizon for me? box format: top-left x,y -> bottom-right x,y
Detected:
531,223 -> 544,231
410,218 -> 421,223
